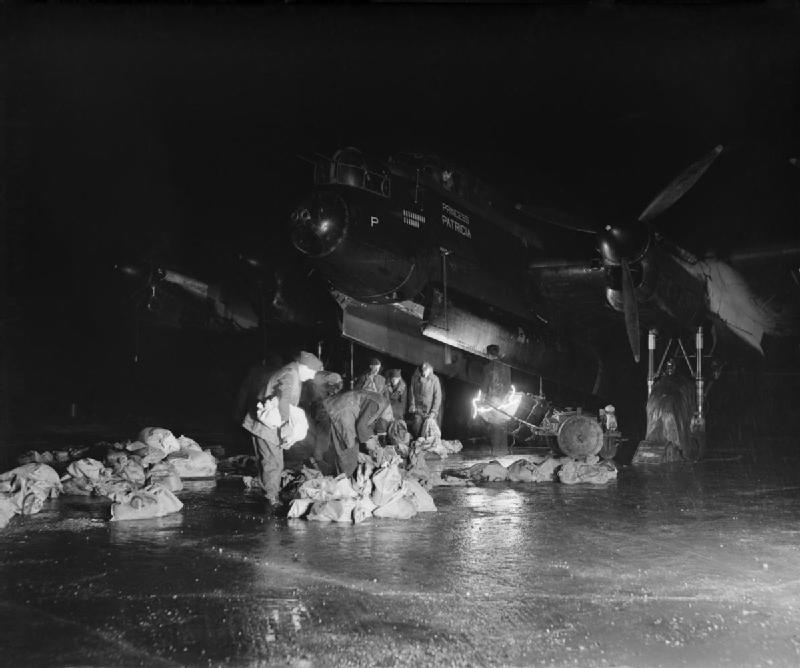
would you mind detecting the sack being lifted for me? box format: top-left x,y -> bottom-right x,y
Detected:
257,399 -> 309,449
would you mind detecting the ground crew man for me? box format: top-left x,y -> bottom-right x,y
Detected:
354,357 -> 385,394
481,344 -> 512,454
383,369 -> 407,421
241,350 -> 323,508
322,390 -> 392,478
408,361 -> 442,439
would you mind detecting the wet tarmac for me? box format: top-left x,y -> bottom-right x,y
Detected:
2,446 -> 800,667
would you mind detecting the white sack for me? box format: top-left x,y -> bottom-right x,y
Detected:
287,498 -> 314,519
168,450 -> 217,479
403,479 -> 437,512
373,491 -> 418,519
371,462 -> 403,506
558,459 -> 618,485
307,498 -> 357,523
66,458 -> 107,482
137,427 -> 181,455
110,484 -> 183,521
177,435 -> 203,452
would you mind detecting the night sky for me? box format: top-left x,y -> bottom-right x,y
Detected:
3,4 -> 799,435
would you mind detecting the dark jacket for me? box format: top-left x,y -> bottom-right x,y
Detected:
408,370 -> 442,418
481,359 -> 511,401
234,363 -> 277,423
354,371 -> 386,394
241,361 -> 304,439
382,378 -> 408,421
323,390 -> 390,445
323,390 -> 391,477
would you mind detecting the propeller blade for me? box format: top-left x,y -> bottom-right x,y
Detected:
638,145 -> 723,223
515,203 -> 597,234
620,258 -> 640,362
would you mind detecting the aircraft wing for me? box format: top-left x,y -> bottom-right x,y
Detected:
529,260 -> 682,352
725,245 -> 800,270
529,262 -> 625,341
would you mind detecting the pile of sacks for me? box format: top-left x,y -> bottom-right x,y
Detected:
59,428 -> 218,521
284,456 -> 437,524
1,428 -> 218,529
0,463 -> 63,529
462,454 -> 617,485
16,446 -> 90,467
411,417 -> 463,460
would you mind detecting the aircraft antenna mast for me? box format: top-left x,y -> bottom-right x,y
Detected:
439,248 -> 450,332
349,340 -> 354,390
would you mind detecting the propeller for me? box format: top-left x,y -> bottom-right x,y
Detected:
620,258 -> 640,362
637,144 -> 723,222
518,144 -> 724,361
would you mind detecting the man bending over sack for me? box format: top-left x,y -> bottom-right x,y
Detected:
322,390 -> 392,478
241,351 -> 323,509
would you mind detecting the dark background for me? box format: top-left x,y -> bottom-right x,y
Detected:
2,4 -> 799,458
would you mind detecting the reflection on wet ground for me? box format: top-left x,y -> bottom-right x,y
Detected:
2,447 -> 800,667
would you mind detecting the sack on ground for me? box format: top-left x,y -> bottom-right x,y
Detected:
406,449 -> 433,489
105,451 -> 129,470
16,450 -> 55,466
66,458 -> 108,482
403,478 -> 437,512
147,461 -> 183,491
0,463 -> 62,497
61,476 -> 95,496
176,435 -> 202,452
137,427 -> 181,455
371,461 -> 403,506
373,490 -> 418,519
125,442 -> 168,466
466,460 -> 509,482
287,498 -> 314,519
534,456 -> 564,481
110,484 -> 183,521
351,462 -> 374,497
0,496 -> 18,530
167,449 -> 217,479
307,498 -> 357,523
440,439 -> 463,455
353,494 -> 377,523
558,459 -> 617,485
297,475 -> 356,502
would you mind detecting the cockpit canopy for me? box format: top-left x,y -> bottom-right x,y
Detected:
310,147 -> 497,212
389,151 -> 494,209
314,147 -> 391,197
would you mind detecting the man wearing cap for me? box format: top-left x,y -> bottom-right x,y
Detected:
241,350 -> 323,508
382,369 -> 407,421
481,344 -> 512,454
408,361 -> 442,438
354,357 -> 386,394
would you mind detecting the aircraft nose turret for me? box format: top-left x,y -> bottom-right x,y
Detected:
290,191 -> 348,258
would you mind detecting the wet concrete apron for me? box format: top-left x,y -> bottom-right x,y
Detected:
2,449 -> 800,667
